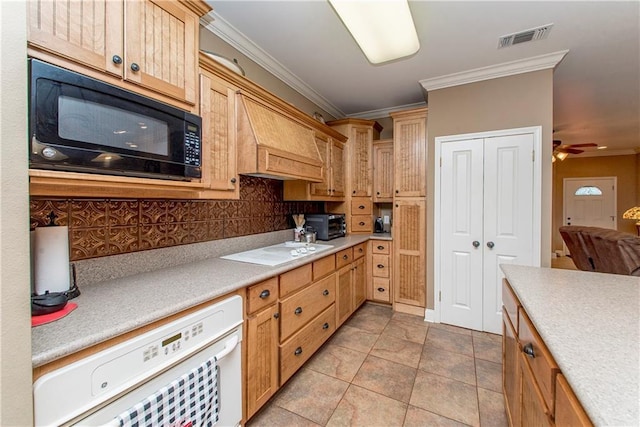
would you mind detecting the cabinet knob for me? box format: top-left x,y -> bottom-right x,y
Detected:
273,312 -> 279,319
343,255 -> 349,260
377,264 -> 384,269
377,245 -> 384,250
358,205 -> 365,209
294,306 -> 303,315
353,190 -> 356,194
230,177 -> 237,184
322,322 -> 329,330
358,248 -> 363,253
294,347 -> 303,356
395,190 -> 399,194
130,62 -> 140,72
523,343 -> 535,358
377,287 -> 385,292
395,204 -> 398,208
112,55 -> 123,65
259,289 -> 270,299
359,221 -> 365,226
377,191 -> 380,195
323,289 -> 329,296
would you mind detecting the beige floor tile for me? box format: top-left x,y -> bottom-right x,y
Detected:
326,385 -> 408,427
247,404 -> 321,427
419,345 -> 476,385
471,330 -> 502,344
403,405 -> 469,427
274,368 -> 349,425
352,355 -> 417,403
430,322 -> 473,336
345,310 -> 390,334
410,371 -> 480,426
473,336 -> 502,363
357,302 -> 394,318
392,311 -> 428,326
330,325 -> 379,353
305,343 -> 368,382
427,327 -> 474,357
477,388 -> 508,427
371,334 -> 423,368
382,319 -> 428,344
475,359 -> 502,393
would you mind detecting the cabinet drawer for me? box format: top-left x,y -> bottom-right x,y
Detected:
372,254 -> 390,278
372,241 -> 390,255
351,198 -> 372,215
519,309 -> 560,414
502,279 -> 520,332
313,254 -> 336,281
351,215 -> 372,232
353,243 -> 366,260
336,248 -> 353,269
280,304 -> 336,385
246,277 -> 278,315
372,278 -> 391,302
280,273 -> 336,341
279,264 -> 312,298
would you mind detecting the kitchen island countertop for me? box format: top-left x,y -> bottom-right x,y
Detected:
501,265 -> 639,426
32,235 -> 370,368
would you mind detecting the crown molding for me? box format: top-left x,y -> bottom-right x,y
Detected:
346,102 -> 427,119
201,12 -> 345,119
566,148 -> 638,158
420,50 -> 569,92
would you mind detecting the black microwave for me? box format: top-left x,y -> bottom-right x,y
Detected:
28,59 -> 202,181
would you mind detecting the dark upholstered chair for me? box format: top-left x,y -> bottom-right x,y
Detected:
559,226 -> 640,276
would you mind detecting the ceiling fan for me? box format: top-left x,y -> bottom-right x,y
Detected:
552,140 -> 598,161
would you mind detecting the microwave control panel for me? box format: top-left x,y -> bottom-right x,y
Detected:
184,124 -> 201,166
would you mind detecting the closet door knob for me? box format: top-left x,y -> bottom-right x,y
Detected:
472,241 -> 480,248
487,241 -> 495,249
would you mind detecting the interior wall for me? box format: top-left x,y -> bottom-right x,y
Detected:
552,154 -> 638,249
426,69 -> 554,310
199,27 -> 338,122
0,1 -> 33,423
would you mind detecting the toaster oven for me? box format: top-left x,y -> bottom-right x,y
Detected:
304,214 -> 346,241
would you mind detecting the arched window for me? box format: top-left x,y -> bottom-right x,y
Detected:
575,186 -> 603,196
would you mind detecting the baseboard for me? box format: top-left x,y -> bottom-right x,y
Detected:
424,309 -> 437,323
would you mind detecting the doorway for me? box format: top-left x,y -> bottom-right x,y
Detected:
434,127 -> 542,334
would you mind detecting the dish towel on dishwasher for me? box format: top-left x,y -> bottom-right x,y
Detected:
115,356 -> 219,427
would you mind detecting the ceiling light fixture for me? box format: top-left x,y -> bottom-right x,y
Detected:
555,151 -> 569,161
329,0 -> 420,64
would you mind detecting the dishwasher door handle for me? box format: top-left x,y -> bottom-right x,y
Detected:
214,334 -> 240,362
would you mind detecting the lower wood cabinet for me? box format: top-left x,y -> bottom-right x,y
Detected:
393,198 -> 426,310
336,244 -> 366,326
369,240 -> 392,303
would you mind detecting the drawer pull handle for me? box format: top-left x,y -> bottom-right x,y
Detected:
112,55 -> 123,64
359,221 -> 365,226
322,322 -> 329,330
294,347 -> 302,356
358,248 -> 363,253
523,343 -> 535,358
377,245 -> 384,250
323,289 -> 329,296
259,290 -> 270,299
377,287 -> 385,292
294,307 -> 303,315
343,255 -> 349,260
273,312 -> 279,319
358,205 -> 365,209
377,264 -> 384,269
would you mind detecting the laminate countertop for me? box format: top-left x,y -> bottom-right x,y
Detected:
501,265 -> 639,426
32,235 -> 370,368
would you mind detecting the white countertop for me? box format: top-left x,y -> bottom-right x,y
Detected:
501,265 -> 639,426
32,235 -> 370,367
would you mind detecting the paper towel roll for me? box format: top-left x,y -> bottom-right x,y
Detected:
33,226 -> 70,295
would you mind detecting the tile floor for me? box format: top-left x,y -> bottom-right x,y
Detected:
247,303 -> 507,427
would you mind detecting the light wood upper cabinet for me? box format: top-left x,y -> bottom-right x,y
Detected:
199,64 -> 239,199
393,198 -> 426,308
309,134 -> 345,198
28,0 -> 209,106
349,125 -> 374,197
391,108 -> 427,197
373,139 -> 394,202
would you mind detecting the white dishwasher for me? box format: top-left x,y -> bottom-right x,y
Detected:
33,295 -> 243,427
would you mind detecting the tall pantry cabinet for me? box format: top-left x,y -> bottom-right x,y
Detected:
390,108 -> 428,315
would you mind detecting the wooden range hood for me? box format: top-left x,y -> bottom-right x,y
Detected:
236,93 -> 323,182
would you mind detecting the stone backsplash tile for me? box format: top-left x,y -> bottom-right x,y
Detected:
31,176 -> 324,261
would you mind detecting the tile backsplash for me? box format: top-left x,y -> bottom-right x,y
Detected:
30,176 -> 323,261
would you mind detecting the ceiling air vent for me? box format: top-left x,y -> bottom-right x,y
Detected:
498,24 -> 553,48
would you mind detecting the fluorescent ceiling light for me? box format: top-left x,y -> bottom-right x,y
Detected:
329,0 -> 420,64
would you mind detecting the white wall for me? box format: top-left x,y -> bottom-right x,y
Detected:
0,1 -> 33,423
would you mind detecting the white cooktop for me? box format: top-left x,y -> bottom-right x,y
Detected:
220,242 -> 334,266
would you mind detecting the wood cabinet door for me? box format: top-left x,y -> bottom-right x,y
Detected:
393,198 -> 426,307
199,71 -> 238,197
246,304 -> 280,419
373,142 -> 394,202
124,0 -> 198,104
27,0 -> 123,77
555,374 -> 593,426
394,115 -> 426,197
353,257 -> 366,309
310,135 -> 331,197
330,139 -> 346,197
503,312 -> 521,427
519,352 -> 553,427
336,264 -> 353,326
349,126 -> 373,197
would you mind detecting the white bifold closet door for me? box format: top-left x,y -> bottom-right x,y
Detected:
440,133 -> 535,334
